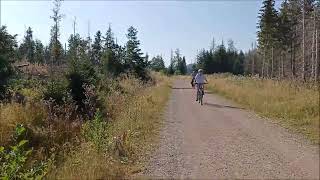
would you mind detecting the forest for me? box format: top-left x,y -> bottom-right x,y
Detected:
193,0 -> 319,82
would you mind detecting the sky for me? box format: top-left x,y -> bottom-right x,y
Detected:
1,0 -> 281,66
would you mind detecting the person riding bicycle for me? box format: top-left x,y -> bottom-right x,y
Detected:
194,69 -> 208,101
191,70 -> 197,88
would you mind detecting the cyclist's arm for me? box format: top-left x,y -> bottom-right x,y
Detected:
204,76 -> 208,83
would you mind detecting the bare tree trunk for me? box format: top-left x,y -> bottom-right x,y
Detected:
267,50 -> 270,78
262,49 -> 266,78
278,51 -> 282,78
311,28 -> 315,81
293,36 -> 296,78
302,1 -> 306,81
251,43 -> 255,75
271,46 -> 274,78
290,41 -> 294,77
282,51 -> 285,78
316,29 -> 319,82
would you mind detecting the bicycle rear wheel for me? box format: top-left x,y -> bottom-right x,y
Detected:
199,92 -> 203,105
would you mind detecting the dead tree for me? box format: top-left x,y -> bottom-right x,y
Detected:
316,29 -> 319,82
302,1 -> 306,81
251,43 -> 255,75
271,46 -> 274,78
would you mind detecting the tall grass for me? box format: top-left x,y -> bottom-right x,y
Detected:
47,73 -> 172,178
207,74 -> 319,144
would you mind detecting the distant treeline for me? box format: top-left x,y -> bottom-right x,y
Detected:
191,0 -> 319,82
194,39 -> 245,75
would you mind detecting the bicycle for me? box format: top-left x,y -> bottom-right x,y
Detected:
195,83 -> 207,105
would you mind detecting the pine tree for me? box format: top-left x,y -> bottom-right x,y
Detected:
257,0 -> 279,78
104,24 -> 116,50
149,55 -> 165,72
233,51 -> 245,75
67,35 -> 97,108
181,56 -> 187,75
67,33 -> 81,62
34,39 -> 45,64
210,37 -> 216,53
0,26 -> 17,99
49,0 -> 64,67
101,25 -> 123,76
125,26 -> 148,80
215,43 -> 228,73
20,27 -> 35,63
0,26 -> 17,58
173,49 -> 181,74
91,30 -> 103,64
278,0 -> 292,77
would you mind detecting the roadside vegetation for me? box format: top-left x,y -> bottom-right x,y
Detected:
207,74 -> 319,144
48,73 -> 171,178
0,0 -> 171,178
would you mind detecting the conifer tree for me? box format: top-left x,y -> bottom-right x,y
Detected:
91,30 -> 103,64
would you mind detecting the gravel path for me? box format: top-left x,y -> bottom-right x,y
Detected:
141,79 -> 319,179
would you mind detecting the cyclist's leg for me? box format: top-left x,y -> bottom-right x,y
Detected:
202,84 -> 205,95
196,83 -> 200,101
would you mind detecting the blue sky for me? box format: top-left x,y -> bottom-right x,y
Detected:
1,1 -> 281,65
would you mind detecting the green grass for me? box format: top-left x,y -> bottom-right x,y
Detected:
207,74 -> 319,144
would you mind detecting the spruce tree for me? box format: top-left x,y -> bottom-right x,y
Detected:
125,26 -> 148,80
20,27 -> 35,63
104,25 -> 116,50
34,39 -> 45,64
101,25 -> 123,76
49,0 -> 64,66
91,30 -> 103,64
181,56 -> 187,75
257,0 -> 279,77
0,26 -> 17,99
0,26 -> 17,58
150,55 -> 165,72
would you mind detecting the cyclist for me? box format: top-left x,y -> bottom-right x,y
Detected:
190,70 -> 197,88
194,69 -> 208,101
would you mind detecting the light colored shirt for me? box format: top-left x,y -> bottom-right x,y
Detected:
194,73 -> 206,84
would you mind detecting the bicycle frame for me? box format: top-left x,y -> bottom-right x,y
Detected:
195,83 -> 206,105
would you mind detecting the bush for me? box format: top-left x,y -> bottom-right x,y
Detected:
0,55 -> 14,100
67,60 -> 97,108
0,124 -> 48,179
82,111 -> 107,151
43,79 -> 68,104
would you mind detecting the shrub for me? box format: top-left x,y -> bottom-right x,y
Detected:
67,56 -> 97,109
0,124 -> 48,179
0,55 -> 14,100
43,79 -> 68,104
82,111 -> 107,151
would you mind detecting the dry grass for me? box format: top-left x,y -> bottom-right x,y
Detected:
0,72 -> 171,178
48,73 -> 172,178
0,101 -> 45,145
207,74 -> 319,144
14,61 -> 49,77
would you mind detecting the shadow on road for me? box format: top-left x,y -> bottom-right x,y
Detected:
171,87 -> 194,90
204,102 -> 243,109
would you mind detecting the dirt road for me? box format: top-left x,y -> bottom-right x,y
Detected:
142,79 -> 319,179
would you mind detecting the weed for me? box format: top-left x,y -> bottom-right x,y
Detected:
0,124 -> 48,179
